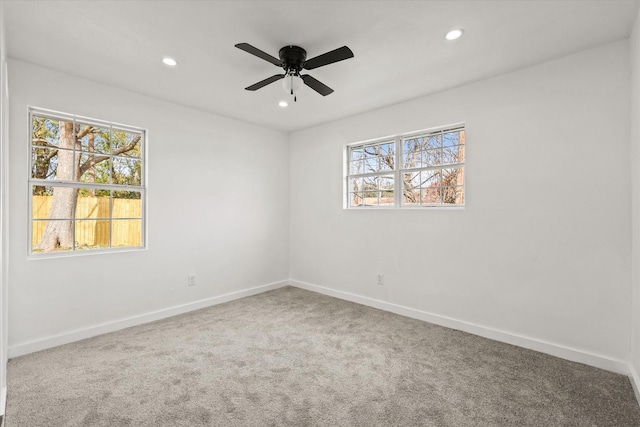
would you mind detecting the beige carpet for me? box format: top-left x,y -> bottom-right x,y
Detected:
6,286 -> 640,426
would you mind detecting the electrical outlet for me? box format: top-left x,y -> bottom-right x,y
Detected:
188,274 -> 197,286
377,273 -> 384,286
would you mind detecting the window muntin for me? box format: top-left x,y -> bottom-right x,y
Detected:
29,108 -> 146,255
346,126 -> 465,208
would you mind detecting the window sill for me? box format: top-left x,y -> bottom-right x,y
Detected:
344,205 -> 465,211
28,246 -> 147,261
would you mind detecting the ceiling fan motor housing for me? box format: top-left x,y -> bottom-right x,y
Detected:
279,46 -> 307,74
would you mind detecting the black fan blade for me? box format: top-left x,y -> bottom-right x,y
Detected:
301,75 -> 334,96
235,43 -> 282,66
245,74 -> 284,91
303,46 -> 354,70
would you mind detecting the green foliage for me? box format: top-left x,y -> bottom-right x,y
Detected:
32,115 -> 142,189
32,116 -> 60,144
32,117 -> 62,195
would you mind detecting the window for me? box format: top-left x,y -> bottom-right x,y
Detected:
29,108 -> 146,255
346,125 -> 465,208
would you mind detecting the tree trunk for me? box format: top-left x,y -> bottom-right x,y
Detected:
35,121 -> 79,251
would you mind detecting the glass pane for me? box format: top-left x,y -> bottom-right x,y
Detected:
442,187 -> 463,204
379,191 -> 394,206
403,189 -> 419,205
368,193 -> 380,206
402,138 -> 422,168
75,219 -> 110,250
442,167 -> 463,187
75,193 -> 110,219
363,176 -> 377,192
443,130 -> 460,147
32,186 -> 75,220
455,186 -> 465,204
31,147 -> 60,180
379,142 -> 394,157
362,145 -> 377,163
426,134 -> 442,149
32,147 -> 75,181
33,118 -> 76,152
423,149 -> 441,167
403,137 -> 422,153
77,152 -> 111,184
421,187 -> 441,204
377,143 -> 394,172
113,191 -> 142,218
348,177 -> 363,192
31,184 -> 75,252
378,157 -> 393,172
349,193 -> 364,207
403,150 -> 420,169
32,185 -> 53,218
378,175 -> 394,191
31,220 -> 46,248
32,115 -> 61,147
363,156 -> 378,173
77,123 -> 110,154
112,157 -> 142,186
350,160 -> 364,175
349,148 -> 363,162
112,219 -> 142,247
421,170 -> 442,189
112,129 -> 142,158
403,172 -> 420,189
31,220 -> 73,253
442,145 -> 461,165
362,193 -> 377,206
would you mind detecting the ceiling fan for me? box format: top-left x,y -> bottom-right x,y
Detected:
235,43 -> 354,101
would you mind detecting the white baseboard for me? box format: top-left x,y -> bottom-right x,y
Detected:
290,280 -> 629,375
0,385 -> 5,417
8,280 -> 289,359
629,363 -> 640,406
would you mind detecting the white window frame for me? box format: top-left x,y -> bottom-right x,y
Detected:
28,107 -> 147,257
345,124 -> 465,209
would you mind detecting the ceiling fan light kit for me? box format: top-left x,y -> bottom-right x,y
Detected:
283,73 -> 304,101
235,42 -> 354,102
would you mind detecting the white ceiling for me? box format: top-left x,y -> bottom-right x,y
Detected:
3,0 -> 639,132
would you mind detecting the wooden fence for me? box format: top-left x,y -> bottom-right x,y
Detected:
32,195 -> 142,248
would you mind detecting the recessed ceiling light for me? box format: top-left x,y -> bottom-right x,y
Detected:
278,101 -> 288,108
445,29 -> 464,41
162,57 -> 178,66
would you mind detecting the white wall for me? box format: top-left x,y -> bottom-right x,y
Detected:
290,40 -> 632,369
630,6 -> 640,399
7,60 -> 290,355
0,1 -> 7,416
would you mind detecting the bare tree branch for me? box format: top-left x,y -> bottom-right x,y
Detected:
45,149 -> 58,162
76,125 -> 95,140
77,135 -> 141,177
32,138 -> 58,148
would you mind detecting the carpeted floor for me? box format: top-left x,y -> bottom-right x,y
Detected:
6,286 -> 640,426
